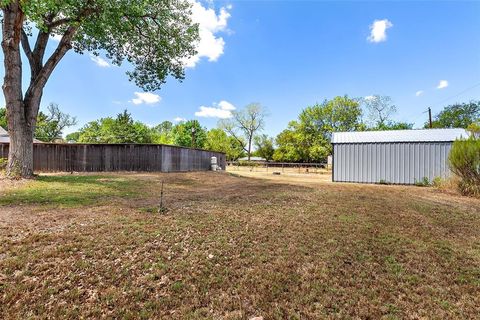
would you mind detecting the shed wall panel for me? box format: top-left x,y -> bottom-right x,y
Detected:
333,142 -> 453,184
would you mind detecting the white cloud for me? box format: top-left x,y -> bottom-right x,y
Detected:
184,1 -> 232,68
195,100 -> 236,119
174,117 -> 186,122
89,54 -> 110,68
437,80 -> 449,89
367,19 -> 393,43
415,90 -> 424,97
217,100 -> 235,110
364,95 -> 376,101
131,92 -> 161,105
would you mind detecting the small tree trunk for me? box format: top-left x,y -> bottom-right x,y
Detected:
247,136 -> 252,161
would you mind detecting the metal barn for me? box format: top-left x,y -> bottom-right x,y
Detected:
332,128 -> 469,184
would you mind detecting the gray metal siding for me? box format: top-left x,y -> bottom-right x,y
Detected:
333,142 -> 452,184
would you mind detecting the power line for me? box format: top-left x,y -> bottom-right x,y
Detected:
414,82 -> 480,127
431,82 -> 480,110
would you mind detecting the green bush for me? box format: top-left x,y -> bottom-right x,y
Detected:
414,177 -> 431,187
432,176 -> 443,188
0,157 -> 7,171
449,138 -> 480,197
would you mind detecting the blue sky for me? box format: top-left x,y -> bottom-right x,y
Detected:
2,0 -> 480,136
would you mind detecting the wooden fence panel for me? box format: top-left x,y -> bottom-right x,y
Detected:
0,143 -> 226,173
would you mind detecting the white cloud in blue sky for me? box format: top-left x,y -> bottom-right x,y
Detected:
185,1 -> 232,68
415,90 -> 424,97
131,92 -> 161,105
436,80 -> 449,89
367,19 -> 393,43
89,54 -> 110,68
195,100 -> 235,118
21,1 -> 479,136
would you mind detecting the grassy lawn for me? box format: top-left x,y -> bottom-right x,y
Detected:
0,172 -> 479,319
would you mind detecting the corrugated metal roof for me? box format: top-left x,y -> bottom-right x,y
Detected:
332,128 -> 469,144
0,127 -> 8,136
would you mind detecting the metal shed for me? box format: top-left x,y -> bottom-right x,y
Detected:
332,128 -> 469,184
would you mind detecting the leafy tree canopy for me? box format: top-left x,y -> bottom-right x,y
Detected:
253,134 -> 275,161
274,96 -> 364,162
205,128 -> 245,161
151,121 -> 175,144
370,121 -> 413,131
172,120 -> 207,148
427,101 -> 480,129
68,110 -> 155,143
15,0 -> 200,91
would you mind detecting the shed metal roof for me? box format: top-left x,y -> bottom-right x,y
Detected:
0,127 -> 7,136
332,128 -> 469,144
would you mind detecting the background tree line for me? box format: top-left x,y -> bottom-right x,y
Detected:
1,98 -> 478,163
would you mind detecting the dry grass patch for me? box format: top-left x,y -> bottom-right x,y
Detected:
0,172 -> 479,319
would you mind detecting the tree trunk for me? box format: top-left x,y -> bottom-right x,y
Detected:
1,2 -> 35,178
2,2 -> 74,178
6,104 -> 35,177
247,136 -> 252,161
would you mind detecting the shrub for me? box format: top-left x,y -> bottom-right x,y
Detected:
0,158 -> 6,171
414,177 -> 431,187
449,138 -> 480,197
432,176 -> 443,187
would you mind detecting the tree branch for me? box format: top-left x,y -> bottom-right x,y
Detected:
24,25 -> 77,121
32,31 -> 49,63
20,28 -> 34,64
223,127 -> 247,153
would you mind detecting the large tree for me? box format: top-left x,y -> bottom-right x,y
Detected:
219,103 -> 267,161
274,96 -> 364,162
426,101 -> 480,129
363,95 -> 397,128
1,0 -> 199,177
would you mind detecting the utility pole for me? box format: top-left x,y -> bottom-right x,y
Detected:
428,107 -> 432,128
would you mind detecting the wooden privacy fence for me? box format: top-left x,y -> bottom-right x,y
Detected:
0,143 -> 226,173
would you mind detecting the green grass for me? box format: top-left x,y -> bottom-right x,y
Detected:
0,175 -> 143,208
1,172 -> 479,319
